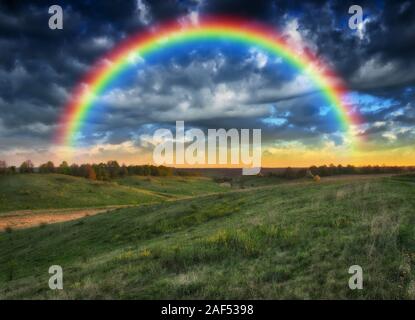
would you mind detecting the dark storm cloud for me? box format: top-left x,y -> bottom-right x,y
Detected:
0,0 -> 414,153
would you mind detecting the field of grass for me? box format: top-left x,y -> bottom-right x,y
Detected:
234,175 -> 287,188
1,175 -> 414,299
115,175 -> 231,197
0,174 -> 166,213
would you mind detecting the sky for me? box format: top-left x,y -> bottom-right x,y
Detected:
0,0 -> 414,167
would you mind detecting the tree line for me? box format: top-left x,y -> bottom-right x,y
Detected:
274,164 -> 414,180
0,160 -> 413,180
0,160 -> 174,180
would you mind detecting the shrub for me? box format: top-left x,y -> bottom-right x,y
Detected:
139,248 -> 151,257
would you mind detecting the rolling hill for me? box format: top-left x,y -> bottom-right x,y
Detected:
0,174 -> 166,213
0,174 -> 232,214
115,175 -> 231,197
1,175 -> 414,299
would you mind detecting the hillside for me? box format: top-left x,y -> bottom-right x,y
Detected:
1,176 -> 414,299
115,175 -> 231,197
0,174 -> 166,213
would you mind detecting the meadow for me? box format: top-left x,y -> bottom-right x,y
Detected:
0,173 -> 414,299
0,174 -> 229,213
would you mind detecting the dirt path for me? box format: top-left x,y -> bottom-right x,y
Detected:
0,206 -> 126,231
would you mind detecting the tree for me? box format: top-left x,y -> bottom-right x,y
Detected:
57,161 -> 70,175
46,161 -> 55,173
346,165 -> 356,174
309,165 -> 318,176
39,161 -> 55,173
85,165 -> 96,180
0,160 -> 6,175
329,163 -> 337,175
306,169 -> 314,179
20,160 -> 34,173
39,163 -> 47,173
94,163 -> 109,181
120,165 -> 129,177
107,160 -> 120,179
318,165 -> 329,176
70,164 -> 80,176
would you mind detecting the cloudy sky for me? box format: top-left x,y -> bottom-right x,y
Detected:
0,0 -> 414,167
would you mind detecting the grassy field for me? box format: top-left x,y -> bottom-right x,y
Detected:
1,175 -> 414,299
115,175 -> 230,197
0,174 -> 166,213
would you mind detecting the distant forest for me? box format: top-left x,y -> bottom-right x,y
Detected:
0,160 -> 178,180
274,164 -> 414,180
0,159 -> 414,181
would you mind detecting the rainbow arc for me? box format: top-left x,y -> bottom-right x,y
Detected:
55,17 -> 362,149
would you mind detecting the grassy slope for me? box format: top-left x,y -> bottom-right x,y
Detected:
115,175 -> 230,197
0,174 -> 166,213
1,176 -> 415,299
0,174 -> 229,213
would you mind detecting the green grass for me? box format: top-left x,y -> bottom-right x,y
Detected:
0,174 -> 166,213
115,175 -> 231,197
1,176 -> 415,299
233,175 -> 287,188
391,173 -> 415,183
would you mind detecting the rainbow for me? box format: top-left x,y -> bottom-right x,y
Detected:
55,16 -> 362,147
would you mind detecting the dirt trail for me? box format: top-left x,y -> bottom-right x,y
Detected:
0,206 -> 126,231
